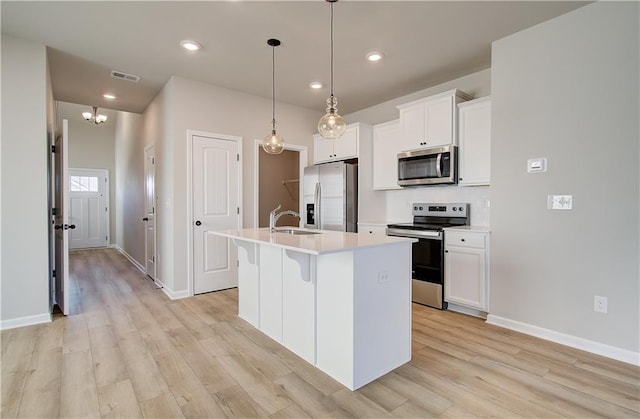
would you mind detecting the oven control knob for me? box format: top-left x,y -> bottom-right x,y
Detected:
414,206 -> 418,211
419,206 -> 423,210
458,206 -> 464,211
453,207 -> 457,211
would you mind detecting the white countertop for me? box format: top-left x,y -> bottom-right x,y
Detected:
444,225 -> 491,233
213,227 -> 416,255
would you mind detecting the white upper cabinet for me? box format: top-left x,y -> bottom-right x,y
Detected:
372,119 -> 402,190
313,123 -> 361,164
458,96 -> 491,186
396,89 -> 472,151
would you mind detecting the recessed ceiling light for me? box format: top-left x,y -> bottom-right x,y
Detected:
309,81 -> 324,89
366,51 -> 384,62
103,93 -> 116,100
180,40 -> 202,51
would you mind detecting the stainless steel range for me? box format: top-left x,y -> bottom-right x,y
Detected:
386,203 -> 469,309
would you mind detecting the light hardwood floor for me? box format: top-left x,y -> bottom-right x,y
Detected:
2,248 -> 639,418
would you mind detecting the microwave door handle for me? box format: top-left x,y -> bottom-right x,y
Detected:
435,153 -> 443,177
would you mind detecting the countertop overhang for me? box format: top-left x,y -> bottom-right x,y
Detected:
212,227 -> 416,255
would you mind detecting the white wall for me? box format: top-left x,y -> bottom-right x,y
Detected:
346,69 -> 492,225
114,111 -> 144,265
144,76 -> 319,295
1,35 -> 51,327
490,2 -> 639,358
57,102 -> 117,244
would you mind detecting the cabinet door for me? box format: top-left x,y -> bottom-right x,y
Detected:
398,103 -> 425,151
313,134 -> 335,164
372,120 -> 402,190
458,97 -> 491,185
424,95 -> 454,147
333,125 -> 358,160
282,250 -> 316,363
259,245 -> 283,341
444,245 -> 487,310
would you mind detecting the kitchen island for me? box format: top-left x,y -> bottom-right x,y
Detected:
211,227 -> 415,390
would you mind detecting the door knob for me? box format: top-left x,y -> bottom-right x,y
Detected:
68,224 -> 76,230
195,220 -> 202,226
142,217 -> 149,221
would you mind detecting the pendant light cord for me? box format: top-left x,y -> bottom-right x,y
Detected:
329,1 -> 334,99
272,44 -> 276,128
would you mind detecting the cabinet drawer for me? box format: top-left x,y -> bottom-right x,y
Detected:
445,231 -> 485,249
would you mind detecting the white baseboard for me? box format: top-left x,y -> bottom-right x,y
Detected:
114,245 -> 145,273
161,286 -> 190,300
0,312 -> 51,331
447,302 -> 487,319
486,314 -> 640,366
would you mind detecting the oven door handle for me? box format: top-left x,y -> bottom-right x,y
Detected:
386,228 -> 442,240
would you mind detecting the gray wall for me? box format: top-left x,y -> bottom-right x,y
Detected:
1,35 -> 51,325
57,101 -> 117,244
144,76 -> 320,295
115,111 -> 145,265
490,2 -> 639,353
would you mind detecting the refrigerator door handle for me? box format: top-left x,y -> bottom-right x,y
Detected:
314,182 -> 321,230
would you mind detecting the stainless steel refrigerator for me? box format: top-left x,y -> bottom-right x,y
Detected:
303,161 -> 357,232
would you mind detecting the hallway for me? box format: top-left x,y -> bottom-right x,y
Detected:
1,248 -> 638,418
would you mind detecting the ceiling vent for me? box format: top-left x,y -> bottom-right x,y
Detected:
110,70 -> 140,83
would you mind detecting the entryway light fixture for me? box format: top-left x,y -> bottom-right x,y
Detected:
317,0 -> 346,140
263,38 -> 285,155
82,106 -> 107,125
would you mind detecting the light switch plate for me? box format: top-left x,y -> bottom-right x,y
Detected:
547,195 -> 572,210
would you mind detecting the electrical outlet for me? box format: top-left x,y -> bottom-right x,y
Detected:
594,296 -> 608,313
547,195 -> 572,210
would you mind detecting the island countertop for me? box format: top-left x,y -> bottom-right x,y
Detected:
213,227 -> 415,255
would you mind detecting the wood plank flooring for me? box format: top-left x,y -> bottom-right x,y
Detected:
2,248 -> 639,418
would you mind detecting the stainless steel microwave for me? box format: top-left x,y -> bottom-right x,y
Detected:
397,145 -> 458,186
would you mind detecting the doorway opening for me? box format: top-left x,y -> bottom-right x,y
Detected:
254,141 -> 307,229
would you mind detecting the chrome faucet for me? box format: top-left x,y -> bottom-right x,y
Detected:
270,204 -> 300,232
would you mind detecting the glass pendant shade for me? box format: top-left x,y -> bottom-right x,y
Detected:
263,121 -> 284,154
317,95 -> 346,139
318,0 -> 345,140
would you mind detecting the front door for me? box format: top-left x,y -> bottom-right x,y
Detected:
68,168 -> 108,249
192,133 -> 240,294
53,119 -> 70,315
144,145 -> 156,279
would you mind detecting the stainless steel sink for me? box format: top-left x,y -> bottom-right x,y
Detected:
274,228 -> 322,235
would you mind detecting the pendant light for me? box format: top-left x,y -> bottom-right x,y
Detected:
82,106 -> 107,125
317,0 -> 346,140
263,38 -> 285,155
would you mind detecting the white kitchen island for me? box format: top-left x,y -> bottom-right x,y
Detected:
211,227 -> 415,391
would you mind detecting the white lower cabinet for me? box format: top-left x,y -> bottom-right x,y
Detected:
282,250 -> 316,363
358,223 -> 387,236
444,230 -> 489,311
257,246 -> 316,363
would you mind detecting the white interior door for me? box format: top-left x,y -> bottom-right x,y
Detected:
54,119 -> 70,315
144,145 -> 156,279
192,134 -> 240,294
68,168 -> 108,249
